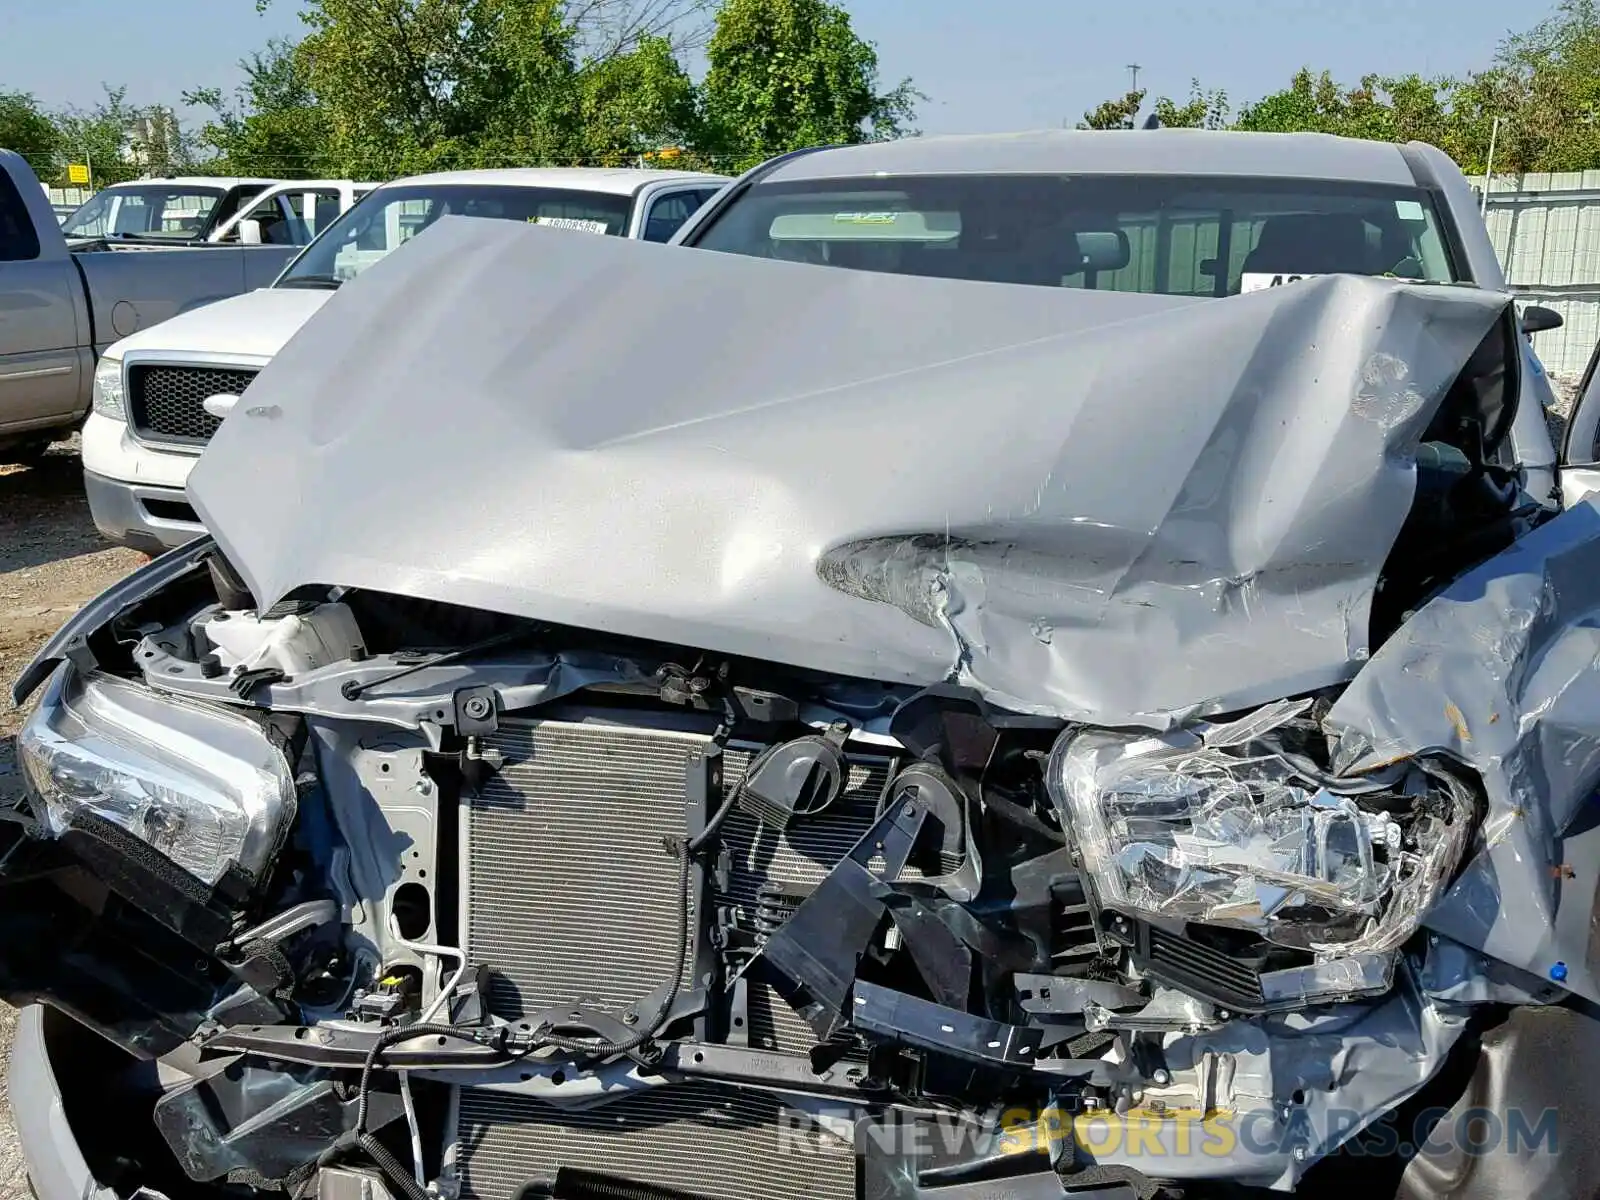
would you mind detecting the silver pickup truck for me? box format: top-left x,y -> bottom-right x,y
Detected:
0,150 -> 298,462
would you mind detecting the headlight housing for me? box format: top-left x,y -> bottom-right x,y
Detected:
19,666 -> 295,886
1045,722 -> 1474,959
91,355 -> 125,420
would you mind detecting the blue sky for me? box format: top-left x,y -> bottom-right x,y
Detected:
1,0 -> 1535,134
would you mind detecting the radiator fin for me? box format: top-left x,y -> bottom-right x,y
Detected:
457,1084 -> 856,1200
466,721 -> 703,1019
718,746 -> 894,1054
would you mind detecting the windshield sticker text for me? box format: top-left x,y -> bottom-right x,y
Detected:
533,217 -> 611,234
1240,271 -> 1324,293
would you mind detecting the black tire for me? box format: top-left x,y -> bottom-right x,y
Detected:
2,437 -> 59,466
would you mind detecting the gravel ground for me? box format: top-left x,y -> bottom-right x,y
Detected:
0,437 -> 145,1200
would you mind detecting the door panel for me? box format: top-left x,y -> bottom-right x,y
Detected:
0,183 -> 83,429
241,246 -> 300,289
1559,330 -> 1600,506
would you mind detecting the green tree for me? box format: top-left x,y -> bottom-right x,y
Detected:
0,91 -> 61,178
1235,68 -> 1390,138
1078,89 -> 1144,130
186,39 -> 334,176
1152,81 -> 1229,129
239,0 -> 719,174
1458,0 -> 1600,174
51,87 -> 149,185
700,0 -> 920,171
572,34 -> 702,163
565,0 -> 716,59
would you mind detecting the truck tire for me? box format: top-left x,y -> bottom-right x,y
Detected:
1,437 -> 57,466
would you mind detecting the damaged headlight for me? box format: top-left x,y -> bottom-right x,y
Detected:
18,665 -> 296,885
1044,718 -> 1475,959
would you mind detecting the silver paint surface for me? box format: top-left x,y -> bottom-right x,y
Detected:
188,217 -> 1507,728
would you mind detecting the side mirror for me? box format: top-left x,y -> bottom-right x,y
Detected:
1522,304 -> 1563,335
238,219 -> 264,246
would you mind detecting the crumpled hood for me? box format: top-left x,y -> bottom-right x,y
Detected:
188,216 -> 1508,726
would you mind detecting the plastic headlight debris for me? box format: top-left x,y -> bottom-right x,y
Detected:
18,665 -> 296,885
91,355 -> 126,420
1044,719 -> 1474,958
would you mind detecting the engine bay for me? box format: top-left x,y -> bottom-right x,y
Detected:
0,562 -> 1517,1200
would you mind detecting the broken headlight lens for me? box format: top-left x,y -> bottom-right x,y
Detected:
1044,724 -> 1472,956
18,665 -> 295,885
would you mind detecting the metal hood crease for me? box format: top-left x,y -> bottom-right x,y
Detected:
186,217 -> 1510,727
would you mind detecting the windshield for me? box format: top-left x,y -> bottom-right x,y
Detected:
278,183 -> 636,287
62,185 -> 227,240
688,174 -> 1459,295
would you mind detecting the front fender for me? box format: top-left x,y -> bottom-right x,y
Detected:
1396,1004 -> 1600,1200
9,536 -> 218,707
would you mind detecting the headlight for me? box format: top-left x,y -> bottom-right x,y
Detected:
1045,722 -> 1474,958
18,666 -> 295,885
91,355 -> 125,420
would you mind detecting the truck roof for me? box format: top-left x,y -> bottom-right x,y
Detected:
379,167 -> 729,195
764,129 -> 1420,188
107,176 -> 280,189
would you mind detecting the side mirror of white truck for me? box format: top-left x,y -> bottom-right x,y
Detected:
202,394 -> 241,420
238,219 -> 264,246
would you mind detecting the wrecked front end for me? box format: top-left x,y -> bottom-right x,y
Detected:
7,223 -> 1600,1200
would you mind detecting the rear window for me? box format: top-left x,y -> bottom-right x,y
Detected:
688,174 -> 1459,295
0,169 -> 40,262
62,186 -> 227,240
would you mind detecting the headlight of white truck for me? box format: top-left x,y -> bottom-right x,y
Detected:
91,355 -> 125,420
1044,721 -> 1474,959
18,666 -> 296,886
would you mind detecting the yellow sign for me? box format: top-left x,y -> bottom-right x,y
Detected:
67,164 -> 90,184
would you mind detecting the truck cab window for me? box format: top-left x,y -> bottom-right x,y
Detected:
0,172 -> 40,261
690,174 -> 1459,295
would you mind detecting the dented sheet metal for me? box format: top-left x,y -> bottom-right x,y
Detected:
188,217 -> 1508,727
1329,498 -> 1600,1004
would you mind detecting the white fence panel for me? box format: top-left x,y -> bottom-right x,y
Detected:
1481,171 -> 1600,380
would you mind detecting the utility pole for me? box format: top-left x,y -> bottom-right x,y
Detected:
1480,116 -> 1501,217
1127,64 -> 1142,95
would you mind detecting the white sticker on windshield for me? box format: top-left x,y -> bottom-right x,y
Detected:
534,217 -> 610,234
1394,199 -> 1426,221
1240,271 -> 1324,293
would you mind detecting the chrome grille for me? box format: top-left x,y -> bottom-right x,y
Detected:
457,1083 -> 856,1200
128,364 -> 259,445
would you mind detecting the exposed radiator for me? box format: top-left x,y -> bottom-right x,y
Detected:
465,720 -> 702,1019
457,1083 -> 856,1200
459,719 -> 897,1198
463,720 -> 895,1046
716,746 -> 896,1054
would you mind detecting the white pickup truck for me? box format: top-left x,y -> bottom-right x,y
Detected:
82,166 -> 728,550
60,177 -> 373,249
60,177 -> 279,243
205,180 -> 375,247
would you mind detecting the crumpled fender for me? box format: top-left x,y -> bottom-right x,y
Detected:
1329,498 -> 1600,1003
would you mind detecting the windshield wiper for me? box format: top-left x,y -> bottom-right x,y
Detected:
277,274 -> 344,290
